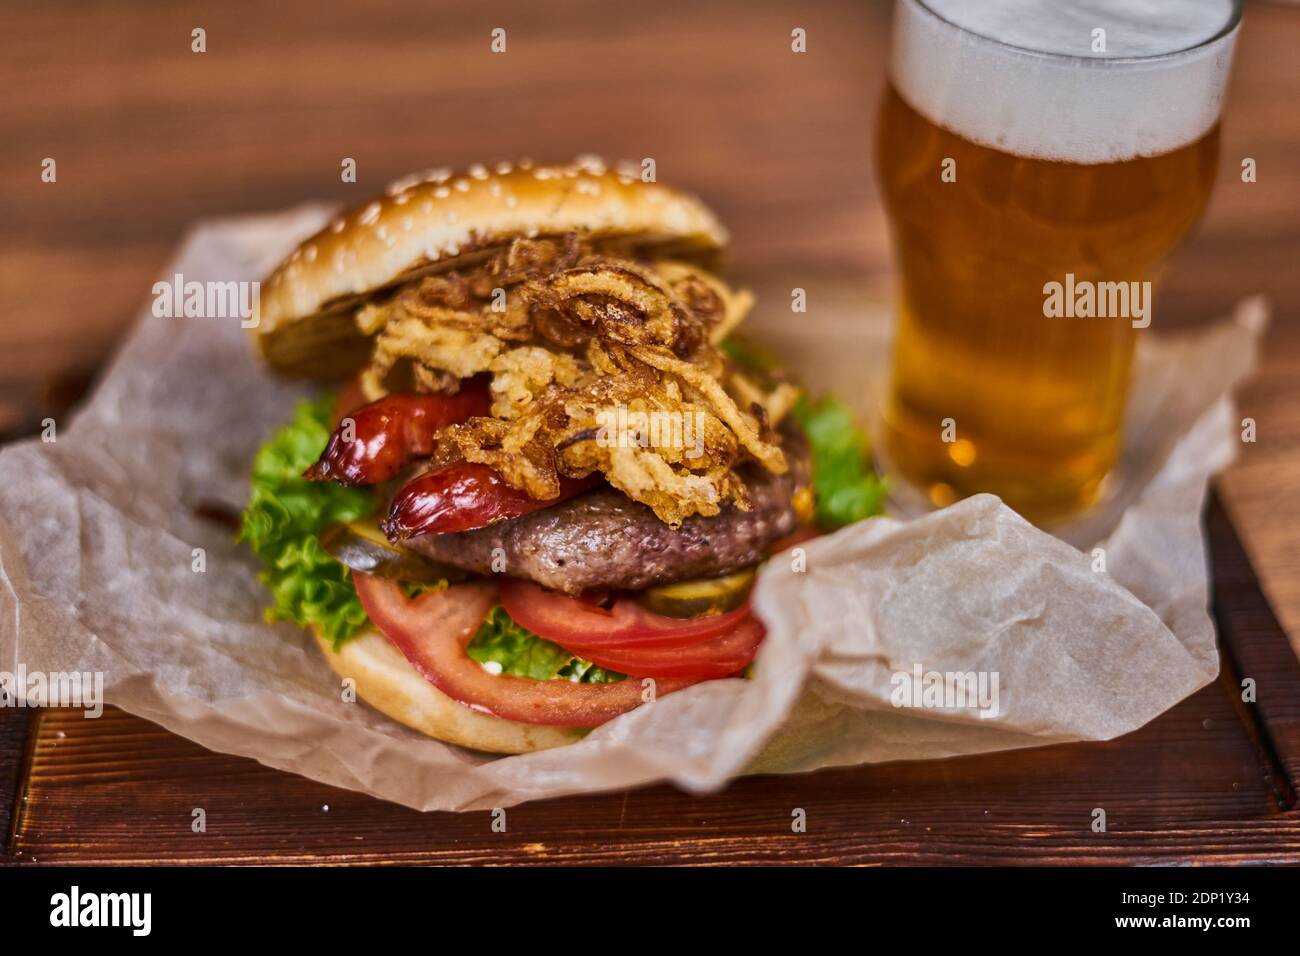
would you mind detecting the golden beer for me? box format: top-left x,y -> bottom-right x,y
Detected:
876,0 -> 1240,523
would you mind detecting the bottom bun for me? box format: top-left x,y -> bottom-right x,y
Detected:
313,625 -> 585,754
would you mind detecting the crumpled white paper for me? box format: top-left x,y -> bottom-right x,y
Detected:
0,205 -> 1266,810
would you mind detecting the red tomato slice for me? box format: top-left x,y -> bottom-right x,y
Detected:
561,617 -> 765,680
499,579 -> 753,650
383,464 -> 600,538
352,574 -> 700,727
306,378 -> 490,486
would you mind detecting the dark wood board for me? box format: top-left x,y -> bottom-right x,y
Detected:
1,493 -> 1297,866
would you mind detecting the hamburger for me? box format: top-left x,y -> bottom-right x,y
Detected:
241,157 -> 884,753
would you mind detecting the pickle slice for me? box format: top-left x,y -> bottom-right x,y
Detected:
319,520 -> 466,584
636,568 -> 756,618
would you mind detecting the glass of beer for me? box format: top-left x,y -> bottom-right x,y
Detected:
876,0 -> 1241,524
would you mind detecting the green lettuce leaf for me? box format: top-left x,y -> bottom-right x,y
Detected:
718,335 -> 775,374
793,395 -> 888,529
238,394 -> 374,648
467,606 -> 624,683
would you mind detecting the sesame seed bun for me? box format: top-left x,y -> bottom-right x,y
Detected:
314,624 -> 585,754
255,157 -> 728,377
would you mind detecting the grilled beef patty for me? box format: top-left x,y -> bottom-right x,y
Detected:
404,431 -> 809,594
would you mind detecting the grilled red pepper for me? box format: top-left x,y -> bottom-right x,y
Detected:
304,379 -> 490,486
383,463 -> 599,538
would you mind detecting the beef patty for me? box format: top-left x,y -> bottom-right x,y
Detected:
404,429 -> 810,594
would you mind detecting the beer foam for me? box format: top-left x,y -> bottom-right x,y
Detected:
890,0 -> 1239,163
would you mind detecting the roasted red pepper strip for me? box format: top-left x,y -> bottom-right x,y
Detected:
383,463 -> 600,539
304,379 -> 490,486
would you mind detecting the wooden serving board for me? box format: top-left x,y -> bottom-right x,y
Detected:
2,494 -> 1297,866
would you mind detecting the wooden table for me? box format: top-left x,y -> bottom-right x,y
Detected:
2,0 -> 1298,864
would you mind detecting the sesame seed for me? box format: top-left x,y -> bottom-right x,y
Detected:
359,202 -> 381,225
386,173 -> 419,195
434,186 -> 450,199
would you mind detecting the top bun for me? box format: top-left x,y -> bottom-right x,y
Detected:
254,156 -> 728,377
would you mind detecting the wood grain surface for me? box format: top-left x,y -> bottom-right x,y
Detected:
5,703 -> 1298,866
2,0 -> 1299,864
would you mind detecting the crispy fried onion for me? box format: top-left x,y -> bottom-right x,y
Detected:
630,346 -> 785,474
353,235 -> 791,525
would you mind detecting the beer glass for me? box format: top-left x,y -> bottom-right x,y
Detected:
876,0 -> 1241,524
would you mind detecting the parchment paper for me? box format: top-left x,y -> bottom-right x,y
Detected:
0,205 -> 1267,810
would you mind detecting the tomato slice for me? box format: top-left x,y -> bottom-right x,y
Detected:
561,617 -> 765,680
499,579 -> 753,650
383,464 -> 600,538
306,378 -> 490,486
352,574 -> 700,727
